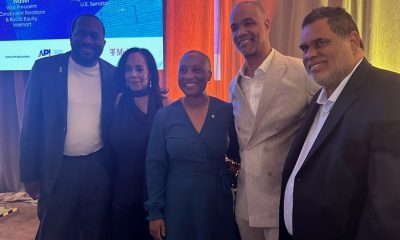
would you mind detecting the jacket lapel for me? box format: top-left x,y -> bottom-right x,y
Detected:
232,75 -> 254,124
247,51 -> 285,148
99,59 -> 107,119
303,59 -> 369,165
231,75 -> 255,145
282,96 -> 320,184
99,59 -> 117,147
57,53 -> 70,123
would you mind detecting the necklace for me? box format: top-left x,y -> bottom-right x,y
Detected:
124,86 -> 150,98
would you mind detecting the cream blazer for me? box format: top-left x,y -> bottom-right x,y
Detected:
229,50 -> 320,227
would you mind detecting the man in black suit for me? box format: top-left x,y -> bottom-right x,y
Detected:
279,6 -> 400,240
20,14 -> 115,240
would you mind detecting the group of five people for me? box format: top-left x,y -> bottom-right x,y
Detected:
20,1 -> 400,240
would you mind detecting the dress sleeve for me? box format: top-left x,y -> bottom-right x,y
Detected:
226,104 -> 240,163
145,110 -> 169,220
20,60 -> 43,183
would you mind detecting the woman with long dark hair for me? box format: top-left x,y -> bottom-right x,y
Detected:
110,47 -> 168,239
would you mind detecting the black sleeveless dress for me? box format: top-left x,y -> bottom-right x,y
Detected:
110,89 -> 162,240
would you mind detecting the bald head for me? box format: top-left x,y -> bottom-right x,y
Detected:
231,1 -> 267,21
180,50 -> 211,72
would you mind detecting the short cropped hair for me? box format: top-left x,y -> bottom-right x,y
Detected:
71,14 -> 105,36
302,6 -> 364,49
235,1 -> 267,19
182,50 -> 211,71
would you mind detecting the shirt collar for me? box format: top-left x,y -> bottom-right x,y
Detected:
239,48 -> 275,79
316,59 -> 363,112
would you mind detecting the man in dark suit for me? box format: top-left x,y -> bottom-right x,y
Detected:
20,14 -> 115,240
279,6 -> 400,240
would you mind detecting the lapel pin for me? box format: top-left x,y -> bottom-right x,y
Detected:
59,67 -> 63,73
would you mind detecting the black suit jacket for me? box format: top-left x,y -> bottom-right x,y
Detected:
20,52 -> 116,194
279,59 -> 400,240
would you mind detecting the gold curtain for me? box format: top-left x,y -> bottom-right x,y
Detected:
164,0 -> 215,100
364,1 -> 400,72
219,0 -> 244,101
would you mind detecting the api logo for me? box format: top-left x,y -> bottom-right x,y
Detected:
38,49 -> 51,57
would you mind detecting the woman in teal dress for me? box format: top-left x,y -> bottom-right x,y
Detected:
145,50 -> 240,240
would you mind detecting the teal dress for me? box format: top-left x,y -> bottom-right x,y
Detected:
145,97 -> 239,240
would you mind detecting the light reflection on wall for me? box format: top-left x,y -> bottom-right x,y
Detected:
364,1 -> 400,73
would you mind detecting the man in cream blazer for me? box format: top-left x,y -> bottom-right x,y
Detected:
229,2 -> 319,239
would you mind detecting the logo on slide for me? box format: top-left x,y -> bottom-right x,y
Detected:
38,49 -> 63,58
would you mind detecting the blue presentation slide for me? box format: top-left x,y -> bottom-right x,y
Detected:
0,0 -> 163,70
